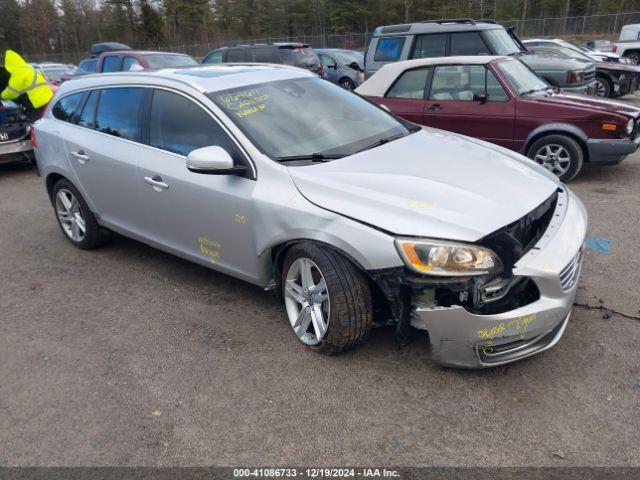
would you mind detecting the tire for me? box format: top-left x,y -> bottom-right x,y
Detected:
339,78 -> 356,91
527,134 -> 584,183
281,242 -> 373,355
625,52 -> 640,65
594,76 -> 612,98
51,179 -> 108,249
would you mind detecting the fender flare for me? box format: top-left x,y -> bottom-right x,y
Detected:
521,123 -> 589,156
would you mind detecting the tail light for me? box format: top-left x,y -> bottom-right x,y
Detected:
30,125 -> 37,148
612,45 -> 617,52
319,64 -> 324,78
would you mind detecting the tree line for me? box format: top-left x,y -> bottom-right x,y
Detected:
0,0 -> 635,59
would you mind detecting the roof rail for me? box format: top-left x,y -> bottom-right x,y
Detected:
420,18 -> 477,25
475,19 -> 498,24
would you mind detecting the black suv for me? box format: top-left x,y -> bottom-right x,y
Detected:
202,43 -> 322,76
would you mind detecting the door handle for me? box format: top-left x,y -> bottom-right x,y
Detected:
144,175 -> 169,191
71,150 -> 90,163
427,104 -> 442,111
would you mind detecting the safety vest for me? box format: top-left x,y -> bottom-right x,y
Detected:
1,50 -> 54,109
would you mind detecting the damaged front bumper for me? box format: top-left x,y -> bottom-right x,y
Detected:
409,187 -> 587,368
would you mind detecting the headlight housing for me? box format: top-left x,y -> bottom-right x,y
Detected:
395,238 -> 503,276
626,118 -> 634,136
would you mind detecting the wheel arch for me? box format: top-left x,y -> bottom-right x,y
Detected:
45,172 -> 68,201
270,239 -> 393,322
523,124 -> 590,162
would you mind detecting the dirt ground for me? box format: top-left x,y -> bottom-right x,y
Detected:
0,97 -> 639,467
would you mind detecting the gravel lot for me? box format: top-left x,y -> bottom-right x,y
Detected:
1,97 -> 639,467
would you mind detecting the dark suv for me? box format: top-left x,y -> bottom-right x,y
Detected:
202,43 -> 322,76
365,19 -> 597,95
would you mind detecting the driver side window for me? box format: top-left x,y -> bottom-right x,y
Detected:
148,89 -> 243,163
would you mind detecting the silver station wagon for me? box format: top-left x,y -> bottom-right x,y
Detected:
33,65 -> 587,368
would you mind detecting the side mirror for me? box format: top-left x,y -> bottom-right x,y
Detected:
186,146 -> 247,175
473,93 -> 488,104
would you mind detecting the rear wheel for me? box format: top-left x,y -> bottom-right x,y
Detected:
281,242 -> 372,355
594,76 -> 612,97
527,134 -> 584,183
625,52 -> 640,65
52,179 -> 108,249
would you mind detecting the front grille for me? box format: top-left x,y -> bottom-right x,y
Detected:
584,68 -> 596,83
559,248 -> 583,291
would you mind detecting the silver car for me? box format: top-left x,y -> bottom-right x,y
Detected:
33,64 -> 587,368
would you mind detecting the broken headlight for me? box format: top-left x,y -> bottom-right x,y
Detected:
395,238 -> 503,277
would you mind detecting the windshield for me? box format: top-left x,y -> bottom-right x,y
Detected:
331,50 -> 364,67
209,77 -> 410,160
555,46 -> 593,62
497,60 -> 549,95
143,54 -> 199,69
42,67 -> 69,82
482,29 -> 522,55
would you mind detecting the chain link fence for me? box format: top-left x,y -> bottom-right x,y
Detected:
24,12 -> 640,65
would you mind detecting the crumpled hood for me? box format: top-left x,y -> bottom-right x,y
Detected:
288,129 -> 559,241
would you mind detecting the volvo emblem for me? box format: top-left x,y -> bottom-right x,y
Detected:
0,132 -> 8,141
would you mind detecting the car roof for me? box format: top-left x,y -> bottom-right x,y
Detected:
373,19 -> 503,37
56,64 -> 314,96
355,55 -> 507,96
102,50 -> 191,56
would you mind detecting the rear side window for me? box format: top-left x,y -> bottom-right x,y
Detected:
278,47 -> 320,67
78,59 -> 97,73
386,68 -> 429,99
77,90 -> 98,128
149,89 -> 241,160
450,32 -> 490,55
250,48 -> 279,63
226,49 -> 247,62
102,56 -> 121,72
374,37 -> 405,62
412,34 -> 447,59
203,51 -> 223,64
52,92 -> 84,123
94,88 -> 145,141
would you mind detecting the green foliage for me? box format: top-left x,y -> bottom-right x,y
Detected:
0,0 -> 635,61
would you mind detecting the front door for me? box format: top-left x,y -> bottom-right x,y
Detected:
135,89 -> 259,282
422,64 -> 516,149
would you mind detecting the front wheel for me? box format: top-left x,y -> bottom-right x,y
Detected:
339,78 -> 356,91
594,77 -> 612,97
527,134 -> 584,182
281,242 -> 373,355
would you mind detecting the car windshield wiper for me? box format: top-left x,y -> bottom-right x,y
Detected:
520,88 -> 546,96
354,131 -> 409,154
276,153 -> 345,163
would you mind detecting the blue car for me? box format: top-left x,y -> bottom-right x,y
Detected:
316,49 -> 365,90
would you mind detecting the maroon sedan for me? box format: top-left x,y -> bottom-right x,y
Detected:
356,56 -> 640,181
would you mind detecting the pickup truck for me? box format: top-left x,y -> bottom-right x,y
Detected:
613,24 -> 640,64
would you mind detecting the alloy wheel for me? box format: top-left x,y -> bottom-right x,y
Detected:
55,189 -> 86,242
284,257 -> 330,346
533,144 -> 572,177
594,79 -> 608,97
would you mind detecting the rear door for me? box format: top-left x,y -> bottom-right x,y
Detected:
422,64 -> 516,148
134,88 -> 259,281
319,54 -> 340,83
378,66 -> 429,124
62,87 -> 147,233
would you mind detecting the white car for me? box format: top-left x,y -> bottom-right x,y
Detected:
523,38 -> 623,63
33,64 -> 587,368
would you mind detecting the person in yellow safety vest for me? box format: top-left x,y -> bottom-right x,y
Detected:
1,50 -> 54,121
